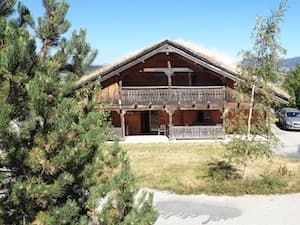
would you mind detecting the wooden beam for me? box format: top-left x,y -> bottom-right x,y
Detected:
165,108 -> 175,125
97,44 -> 170,83
166,45 -> 239,81
167,60 -> 171,69
143,68 -> 193,73
118,80 -> 122,110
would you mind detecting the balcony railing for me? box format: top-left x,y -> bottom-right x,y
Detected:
121,86 -> 225,105
110,127 -> 123,139
169,125 -> 225,139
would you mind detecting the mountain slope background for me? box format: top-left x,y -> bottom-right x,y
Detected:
280,57 -> 300,72
88,57 -> 300,74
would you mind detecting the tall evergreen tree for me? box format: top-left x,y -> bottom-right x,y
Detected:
0,1 -> 157,224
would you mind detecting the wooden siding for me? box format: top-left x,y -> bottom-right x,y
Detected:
172,72 -> 190,86
121,86 -> 225,105
99,82 -> 119,104
173,110 -> 222,126
158,110 -> 169,126
172,71 -> 224,87
122,71 -> 167,86
125,111 -> 142,135
111,111 -> 121,127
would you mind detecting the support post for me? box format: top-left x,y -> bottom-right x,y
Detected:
166,108 -> 175,140
120,110 -> 126,138
118,80 -> 122,110
222,104 -> 226,139
167,72 -> 172,87
167,60 -> 172,87
169,110 -> 174,126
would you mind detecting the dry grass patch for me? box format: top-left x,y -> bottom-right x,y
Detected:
123,142 -> 300,195
124,143 -> 222,192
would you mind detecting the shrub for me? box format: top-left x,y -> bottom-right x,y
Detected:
207,160 -> 241,180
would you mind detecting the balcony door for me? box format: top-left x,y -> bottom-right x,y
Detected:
141,111 -> 150,133
141,111 -> 158,134
150,111 -> 158,132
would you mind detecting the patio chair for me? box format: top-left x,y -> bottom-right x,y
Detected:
158,124 -> 167,135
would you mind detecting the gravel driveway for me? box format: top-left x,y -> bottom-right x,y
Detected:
271,124 -> 300,158
152,189 -> 300,225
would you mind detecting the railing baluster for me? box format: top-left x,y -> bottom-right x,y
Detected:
169,125 -> 224,139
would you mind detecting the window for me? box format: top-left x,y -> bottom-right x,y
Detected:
191,72 -> 198,86
150,111 -> 158,131
197,111 -> 211,122
287,112 -> 300,118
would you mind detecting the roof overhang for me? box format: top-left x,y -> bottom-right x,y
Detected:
75,39 -> 290,104
75,39 -> 240,88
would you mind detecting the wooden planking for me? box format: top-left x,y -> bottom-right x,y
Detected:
158,110 -> 169,126
99,82 -> 119,104
172,110 -> 222,126
122,71 -> 168,86
125,111 -> 142,135
111,111 -> 121,126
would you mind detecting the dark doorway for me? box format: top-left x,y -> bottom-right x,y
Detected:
141,111 -> 150,133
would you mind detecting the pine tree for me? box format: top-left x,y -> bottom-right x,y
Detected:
0,1 -> 157,224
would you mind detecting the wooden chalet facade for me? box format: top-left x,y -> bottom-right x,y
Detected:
77,40 -> 289,140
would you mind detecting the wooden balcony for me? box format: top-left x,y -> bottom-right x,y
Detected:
121,86 -> 226,105
169,125 -> 225,140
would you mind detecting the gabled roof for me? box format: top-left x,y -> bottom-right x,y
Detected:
76,39 -> 290,104
76,39 -> 239,88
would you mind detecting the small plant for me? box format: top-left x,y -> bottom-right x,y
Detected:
226,138 -> 273,179
248,174 -> 287,193
277,163 -> 295,177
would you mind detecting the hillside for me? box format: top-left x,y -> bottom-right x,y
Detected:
86,65 -> 101,74
87,57 -> 300,75
280,57 -> 300,72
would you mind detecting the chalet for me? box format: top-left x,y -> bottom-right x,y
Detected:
76,39 -> 289,140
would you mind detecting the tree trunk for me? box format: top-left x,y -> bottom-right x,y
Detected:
266,111 -> 271,139
247,84 -> 255,139
242,162 -> 248,180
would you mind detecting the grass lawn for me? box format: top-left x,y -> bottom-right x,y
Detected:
122,142 -> 300,195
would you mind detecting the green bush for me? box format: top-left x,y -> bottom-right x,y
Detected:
197,173 -> 287,195
245,174 -> 287,193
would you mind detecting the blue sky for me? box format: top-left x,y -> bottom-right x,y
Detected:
21,0 -> 300,65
